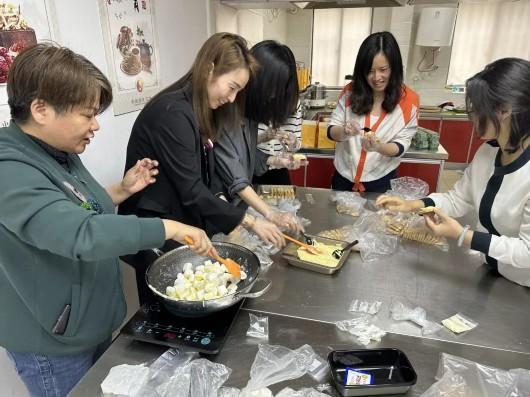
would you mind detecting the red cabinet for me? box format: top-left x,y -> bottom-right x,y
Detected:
418,119 -> 441,133
291,157 -> 441,193
397,162 -> 440,194
289,157 -> 334,188
439,120 -> 473,163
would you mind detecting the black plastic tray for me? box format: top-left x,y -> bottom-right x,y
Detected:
328,348 -> 417,396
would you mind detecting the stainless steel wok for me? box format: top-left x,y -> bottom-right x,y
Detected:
146,242 -> 270,317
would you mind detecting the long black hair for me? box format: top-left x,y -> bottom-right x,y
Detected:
349,31 -> 404,115
466,58 -> 530,154
245,40 -> 299,128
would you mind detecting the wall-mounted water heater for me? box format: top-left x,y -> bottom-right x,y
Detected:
416,7 -> 458,47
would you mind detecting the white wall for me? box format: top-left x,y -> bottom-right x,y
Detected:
0,1 -> 210,395
285,9 -> 313,69
371,3 -> 464,107
213,4 -> 265,46
263,9 -> 287,43
405,4 -> 464,106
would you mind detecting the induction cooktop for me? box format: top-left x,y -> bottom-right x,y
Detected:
121,298 -> 244,354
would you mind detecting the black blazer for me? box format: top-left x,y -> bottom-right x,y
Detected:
118,83 -> 245,238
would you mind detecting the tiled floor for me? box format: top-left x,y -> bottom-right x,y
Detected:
439,169 -> 463,192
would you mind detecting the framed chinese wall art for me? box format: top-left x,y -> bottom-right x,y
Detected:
98,0 -> 160,115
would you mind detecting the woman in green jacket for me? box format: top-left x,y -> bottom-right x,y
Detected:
0,43 -> 212,397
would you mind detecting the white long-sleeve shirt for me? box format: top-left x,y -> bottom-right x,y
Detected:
426,141 -> 530,287
329,84 -> 419,182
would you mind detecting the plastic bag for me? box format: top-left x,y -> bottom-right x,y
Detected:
276,387 -> 329,396
296,344 -> 328,382
352,211 -> 398,262
101,348 -> 199,397
420,353 -> 530,397
441,313 -> 478,334
154,366 -> 191,397
240,344 -> 318,395
101,349 -> 232,397
213,227 -> 275,270
317,225 -> 357,244
357,231 -> 398,263
382,210 -> 448,251
188,358 -> 232,397
218,387 -> 242,397
390,301 -> 442,336
349,299 -> 382,315
420,369 -> 468,397
336,315 -> 386,346
141,349 -> 198,397
101,364 -> 150,396
247,313 -> 269,339
330,191 -> 367,217
400,214 -> 448,250
389,176 -> 429,199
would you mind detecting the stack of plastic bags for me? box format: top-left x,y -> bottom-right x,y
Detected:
100,343 -> 330,397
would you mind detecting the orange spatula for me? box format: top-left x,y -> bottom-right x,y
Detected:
184,236 -> 241,279
281,233 -> 322,255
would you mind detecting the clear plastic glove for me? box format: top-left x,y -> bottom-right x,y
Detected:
251,218 -> 286,248
375,194 -> 418,212
265,210 -> 304,233
361,132 -> 382,152
267,154 -> 305,170
344,120 -> 362,137
275,130 -> 300,152
390,301 -> 442,336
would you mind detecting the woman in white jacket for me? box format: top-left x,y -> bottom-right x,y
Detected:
328,31 -> 418,193
377,58 -> 530,287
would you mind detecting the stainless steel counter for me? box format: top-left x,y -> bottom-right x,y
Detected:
246,188 -> 530,354
71,310 -> 530,396
300,145 -> 448,161
70,187 -> 530,396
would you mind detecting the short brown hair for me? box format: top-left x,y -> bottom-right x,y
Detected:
151,32 -> 259,139
7,43 -> 112,122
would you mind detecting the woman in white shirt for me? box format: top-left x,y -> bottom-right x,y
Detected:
328,31 -> 418,193
377,58 -> 530,287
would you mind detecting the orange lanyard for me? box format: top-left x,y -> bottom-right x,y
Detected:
352,112 -> 387,192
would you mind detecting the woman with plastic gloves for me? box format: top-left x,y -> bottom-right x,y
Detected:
327,32 -> 419,193
213,40 -> 305,236
118,33 -> 289,303
377,58 -> 530,287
